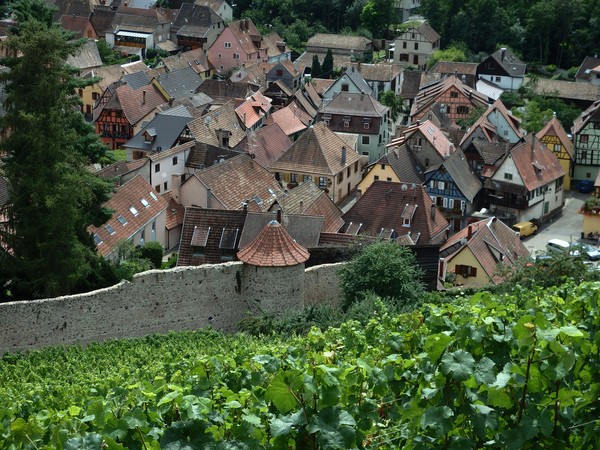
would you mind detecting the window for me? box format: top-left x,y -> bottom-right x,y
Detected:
129,206 -> 139,216
105,224 -> 115,235
362,151 -> 369,156
93,234 -> 102,245
303,175 -> 312,182
504,172 -> 513,180
141,198 -> 150,208
276,69 -> 283,76
150,191 -> 158,201
425,158 -> 429,166
155,164 -> 160,173
438,181 -> 445,190
496,76 -> 501,82
386,177 -> 392,181
362,136 -> 370,145
364,122 -> 370,130
164,181 -> 168,191
173,156 -> 178,165
234,53 -> 240,59
318,177 -> 328,188
381,164 -> 386,170
92,92 -> 100,101
117,215 -> 127,225
411,33 -> 415,39
140,228 -> 145,245
450,91 -> 458,98
374,175 -> 379,180
457,105 -> 469,114
155,185 -> 161,193
581,135 -> 589,143
341,84 -> 349,92
343,119 -> 350,128
455,264 -> 477,277
402,42 -> 407,49
224,42 -> 231,48
290,173 -> 298,183
347,167 -> 351,177
354,161 -> 359,172
218,54 -> 222,58
414,43 -> 418,50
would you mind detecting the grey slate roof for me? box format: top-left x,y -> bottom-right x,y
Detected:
320,91 -> 388,117
186,141 -> 244,169
378,144 -> 424,184
488,48 -> 526,77
124,109 -> 194,152
123,71 -> 151,90
67,40 -> 103,71
238,211 -> 323,249
171,3 -> 222,34
425,148 -> 482,202
155,66 -> 204,100
342,66 -> 373,95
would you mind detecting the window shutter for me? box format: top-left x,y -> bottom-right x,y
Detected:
443,197 -> 448,208
470,267 -> 477,277
461,200 -> 466,211
431,196 -> 436,203
430,180 -> 435,189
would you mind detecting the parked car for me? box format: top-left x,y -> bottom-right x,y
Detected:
571,242 -> 600,261
576,179 -> 595,193
512,221 -> 538,238
546,239 -> 580,257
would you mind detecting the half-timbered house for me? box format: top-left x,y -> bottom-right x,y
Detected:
392,21 -> 440,70
572,99 -> 600,183
536,116 -> 575,190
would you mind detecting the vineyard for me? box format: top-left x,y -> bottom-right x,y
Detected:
1,282 -> 598,449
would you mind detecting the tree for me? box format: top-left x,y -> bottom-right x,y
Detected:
321,48 -> 334,77
0,11 -> 113,299
338,241 -> 425,310
311,54 -> 322,78
379,90 -> 402,122
426,44 -> 468,70
512,99 -> 554,134
360,0 -> 395,39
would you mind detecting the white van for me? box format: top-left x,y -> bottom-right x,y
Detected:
546,239 -> 580,257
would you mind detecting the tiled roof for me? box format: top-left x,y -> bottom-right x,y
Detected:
411,75 -> 490,120
82,64 -> 127,91
426,148 -> 482,202
318,232 -> 379,247
237,220 -> 310,267
399,70 -> 424,99
354,62 -> 402,82
89,175 -> 168,257
309,78 -> 336,95
471,139 -> 510,165
506,134 -> 565,192
187,101 -> 246,148
378,144 -> 424,184
536,116 -> 574,160
266,102 -> 312,136
572,99 -> 600,135
177,206 -> 247,266
114,83 -> 169,126
238,211 -> 323,249
188,154 -> 284,211
415,22 -> 440,43
149,140 -> 195,163
60,14 -> 90,39
460,99 -> 523,147
236,123 -> 292,168
340,66 -> 373,95
164,195 -> 185,230
235,91 -> 272,129
342,180 -> 449,244
196,79 -> 252,105
123,70 -> 151,90
109,7 -> 171,33
320,91 -> 388,117
441,217 -> 529,283
160,48 -> 211,74
295,51 -> 356,72
307,33 -> 372,51
487,48 -> 526,77
294,89 -> 318,118
154,66 -> 204,100
67,40 -> 102,70
262,33 -> 291,58
186,141 -> 243,169
171,2 -> 222,33
529,78 -> 600,103
575,56 -> 600,82
89,7 -> 115,37
275,181 -> 345,233
388,120 -> 454,159
124,109 -> 193,153
230,62 -> 274,89
227,18 -> 263,56
269,122 -> 365,177
304,82 -> 322,109
429,61 -> 478,76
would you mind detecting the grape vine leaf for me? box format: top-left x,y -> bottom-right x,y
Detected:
441,350 -> 475,381
307,407 -> 357,450
160,420 -> 216,450
265,374 -> 299,413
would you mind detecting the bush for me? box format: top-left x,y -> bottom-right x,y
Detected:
137,241 -> 164,269
338,241 -> 425,311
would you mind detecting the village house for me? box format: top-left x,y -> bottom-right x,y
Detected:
195,0 -> 234,22
170,2 -> 224,51
233,122 -> 293,168
483,134 -> 565,224
387,120 -> 454,169
353,62 -> 403,98
459,99 -> 524,149
318,91 -> 392,163
476,47 -> 526,92
536,115 -> 575,190
235,91 -> 273,132
296,33 -> 374,72
321,66 -> 373,104
428,62 -> 478,88
572,99 -> 600,183
269,123 -> 367,205
575,55 -> 600,83
186,101 -> 247,150
392,21 -> 440,70
440,217 -> 529,288
265,102 -> 313,141
157,48 -> 213,78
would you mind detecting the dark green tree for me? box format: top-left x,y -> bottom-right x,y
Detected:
0,15 -> 113,298
311,54 -> 322,78
338,241 -> 425,310
360,0 -> 395,38
379,90 -> 402,122
321,48 -> 334,77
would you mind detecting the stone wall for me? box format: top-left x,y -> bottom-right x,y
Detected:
0,262 -> 344,354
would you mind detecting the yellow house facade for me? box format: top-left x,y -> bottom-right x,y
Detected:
447,246 -> 490,288
537,117 -> 574,190
357,162 -> 399,193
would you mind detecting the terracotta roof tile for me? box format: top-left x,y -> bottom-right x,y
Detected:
235,91 -> 272,129
164,196 -> 185,230
508,134 -> 566,191
114,83 -> 169,126
237,220 -> 309,266
236,122 -> 292,168
89,175 -> 168,257
187,101 -> 247,148
266,102 -> 312,136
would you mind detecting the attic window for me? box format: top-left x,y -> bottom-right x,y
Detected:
253,195 -> 263,204
150,192 -> 158,201
129,206 -> 139,216
191,226 -> 211,247
117,215 -> 128,225
341,84 -> 349,92
219,228 -> 239,249
533,161 -> 544,172
141,198 -> 150,208
450,91 -> 458,98
93,234 -> 102,245
345,222 -> 362,235
105,224 -> 116,235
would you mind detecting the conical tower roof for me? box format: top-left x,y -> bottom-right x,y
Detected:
237,220 -> 310,267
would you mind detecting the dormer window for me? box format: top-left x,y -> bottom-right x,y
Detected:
141,198 -> 150,208
143,128 -> 156,144
129,206 -> 139,216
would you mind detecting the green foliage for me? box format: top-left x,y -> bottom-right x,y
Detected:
338,241 -> 425,310
360,0 -> 396,39
311,54 -> 322,78
427,44 -> 468,69
567,66 -> 579,80
0,13 -> 113,299
1,283 -> 599,447
499,91 -> 525,109
96,38 -> 127,66
161,253 -> 178,269
378,90 -> 402,122
512,99 -> 554,134
321,48 -> 334,78
137,242 -> 164,269
456,105 -> 487,129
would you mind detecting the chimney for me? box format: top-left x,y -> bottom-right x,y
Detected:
207,187 -> 212,208
467,224 -> 473,240
276,208 -> 282,223
356,188 -> 362,200
142,90 -> 146,105
431,204 -> 436,219
360,91 -> 364,100
501,47 -> 506,62
299,200 -> 304,213
341,146 -> 347,165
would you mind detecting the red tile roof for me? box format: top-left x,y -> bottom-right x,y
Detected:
239,122 -> 292,168
89,175 -> 168,257
342,181 -> 449,244
237,220 -> 309,266
235,91 -> 272,129
114,83 -> 169,127
267,102 -> 312,136
509,134 -> 566,192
